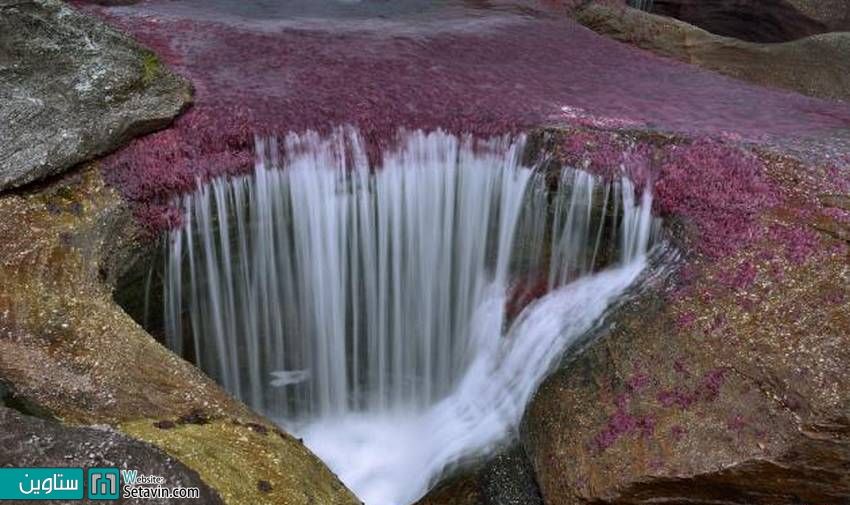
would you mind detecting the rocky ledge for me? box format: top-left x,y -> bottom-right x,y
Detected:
649,0 -> 849,43
0,163 -> 359,505
572,1 -> 850,103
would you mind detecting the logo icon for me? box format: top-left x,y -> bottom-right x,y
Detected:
87,468 -> 119,500
0,468 -> 83,500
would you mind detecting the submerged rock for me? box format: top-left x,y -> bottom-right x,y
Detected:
574,2 -> 850,103
0,406 -> 224,505
0,0 -> 191,191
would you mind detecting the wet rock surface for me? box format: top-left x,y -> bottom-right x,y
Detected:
0,406 -> 224,505
0,0 -> 190,191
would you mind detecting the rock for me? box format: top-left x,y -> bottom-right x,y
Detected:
786,0 -> 850,32
0,167 -> 360,505
0,406 -> 225,505
650,0 -> 829,42
0,0 -> 191,191
478,448 -> 545,505
522,131 -> 850,505
416,471 -> 483,505
416,447 -> 544,505
574,3 -> 850,103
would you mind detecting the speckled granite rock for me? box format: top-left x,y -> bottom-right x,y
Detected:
0,406 -> 224,505
574,2 -> 850,103
0,0 -> 190,191
416,447 -> 544,505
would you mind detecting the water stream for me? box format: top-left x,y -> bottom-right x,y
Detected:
163,129 -> 660,505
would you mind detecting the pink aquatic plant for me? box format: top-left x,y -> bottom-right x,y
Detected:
654,140 -> 778,258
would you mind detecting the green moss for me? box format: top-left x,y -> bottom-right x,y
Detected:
141,51 -> 162,84
120,419 -> 358,505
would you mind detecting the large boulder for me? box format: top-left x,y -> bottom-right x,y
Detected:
0,406 -> 225,505
574,2 -> 850,103
521,129 -> 850,505
0,0 -> 191,191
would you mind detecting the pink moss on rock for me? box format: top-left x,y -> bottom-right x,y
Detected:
593,405 -> 656,452
654,140 -> 779,258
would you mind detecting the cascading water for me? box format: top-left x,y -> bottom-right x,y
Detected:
629,0 -> 655,12
163,128 -> 660,505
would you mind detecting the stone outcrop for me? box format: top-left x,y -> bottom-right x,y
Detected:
521,129 -> 850,505
574,2 -> 850,103
0,406 -> 225,505
0,0 -> 191,191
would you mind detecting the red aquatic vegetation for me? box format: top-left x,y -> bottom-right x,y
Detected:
653,140 -> 779,258
766,223 -> 821,265
716,260 -> 758,291
506,275 -> 550,321
593,406 -> 656,451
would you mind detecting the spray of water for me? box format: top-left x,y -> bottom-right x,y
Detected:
164,128 -> 660,505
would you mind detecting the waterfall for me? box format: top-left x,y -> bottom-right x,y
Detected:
163,128 -> 660,505
629,0 -> 655,12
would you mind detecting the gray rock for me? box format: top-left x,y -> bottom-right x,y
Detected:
478,447 -> 544,505
0,0 -> 191,191
416,446 -> 544,505
0,406 -> 224,505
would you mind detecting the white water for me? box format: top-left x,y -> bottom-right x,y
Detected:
164,128 -> 659,505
